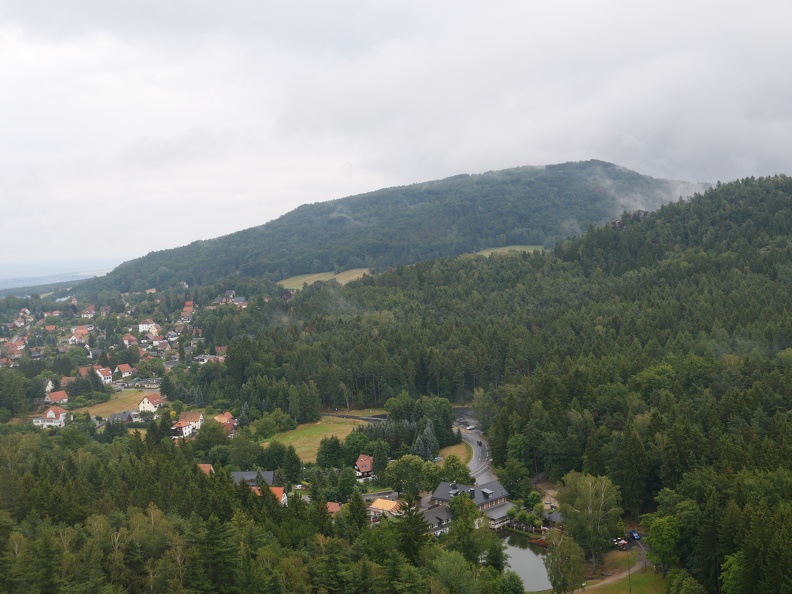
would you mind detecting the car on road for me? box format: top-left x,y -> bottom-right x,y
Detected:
629,530 -> 640,540
466,425 -> 475,430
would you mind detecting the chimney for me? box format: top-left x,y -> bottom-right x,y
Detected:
469,488 -> 475,498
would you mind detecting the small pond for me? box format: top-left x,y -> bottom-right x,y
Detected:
499,531 -> 552,592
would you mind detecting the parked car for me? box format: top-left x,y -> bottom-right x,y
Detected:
629,530 -> 640,540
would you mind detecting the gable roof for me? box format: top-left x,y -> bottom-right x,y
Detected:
179,411 -> 203,423
326,501 -> 342,515
47,390 -> 69,403
369,498 -> 402,513
197,463 -> 214,475
355,454 -> 374,473
44,406 -> 68,417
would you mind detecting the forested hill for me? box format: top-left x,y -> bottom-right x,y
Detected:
159,174 -> 790,592
78,160 -> 708,296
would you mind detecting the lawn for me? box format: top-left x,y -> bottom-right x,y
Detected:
588,568 -> 664,593
70,390 -> 151,418
437,441 -> 472,465
278,268 -> 370,290
266,416 -> 367,462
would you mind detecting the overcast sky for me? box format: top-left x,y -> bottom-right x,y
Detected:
2,1 -> 791,276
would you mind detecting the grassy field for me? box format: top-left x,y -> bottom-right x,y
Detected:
588,568 -> 664,593
278,268 -> 370,290
437,441 -> 472,465
71,390 -> 151,418
472,245 -> 544,257
267,416 -> 366,462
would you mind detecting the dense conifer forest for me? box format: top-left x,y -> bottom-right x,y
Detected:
2,174 -> 791,592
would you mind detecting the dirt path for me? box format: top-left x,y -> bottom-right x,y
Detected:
583,541 -> 648,590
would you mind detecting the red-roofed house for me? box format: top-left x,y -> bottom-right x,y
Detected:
123,334 -> 138,346
327,502 -> 342,516
197,464 -> 214,475
115,363 -> 134,378
355,454 -> 374,480
82,305 -> 96,319
96,367 -> 113,385
138,394 -> 165,413
44,390 -> 69,405
171,420 -> 193,439
34,406 -> 68,428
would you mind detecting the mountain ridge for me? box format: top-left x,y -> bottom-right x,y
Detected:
45,160 -> 711,298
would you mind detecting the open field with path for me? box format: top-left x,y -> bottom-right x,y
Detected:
278,268 -> 370,290
71,390 -> 152,418
267,415 -> 366,462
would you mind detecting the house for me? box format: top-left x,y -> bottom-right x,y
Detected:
122,334 -> 138,346
43,378 -> 56,393
138,394 -> 166,413
44,390 -> 69,406
34,406 -> 68,428
115,363 -> 134,378
138,319 -> 156,333
108,411 -> 134,424
268,486 -> 288,506
430,479 -> 512,530
82,305 -> 96,318
171,420 -> 194,439
230,470 -> 275,487
326,502 -> 342,516
96,367 -> 113,385
368,498 -> 403,523
423,505 -> 454,535
355,454 -> 374,480
197,464 -> 214,475
60,376 -> 76,388
178,411 -> 203,432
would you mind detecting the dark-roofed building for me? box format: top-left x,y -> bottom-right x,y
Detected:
230,470 -> 275,487
423,505 -> 454,535
108,411 -> 134,423
431,479 -> 509,510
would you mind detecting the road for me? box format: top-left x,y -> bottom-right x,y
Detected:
457,422 -> 494,484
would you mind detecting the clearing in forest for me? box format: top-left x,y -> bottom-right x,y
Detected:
278,268 -> 370,290
266,416 -> 367,462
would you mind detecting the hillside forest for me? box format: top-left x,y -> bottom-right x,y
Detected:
64,160 -> 709,296
1,175 -> 791,592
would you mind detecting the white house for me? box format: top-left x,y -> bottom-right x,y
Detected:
178,411 -> 203,432
34,406 -> 68,428
138,319 -> 157,333
96,367 -> 113,385
138,394 -> 166,413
